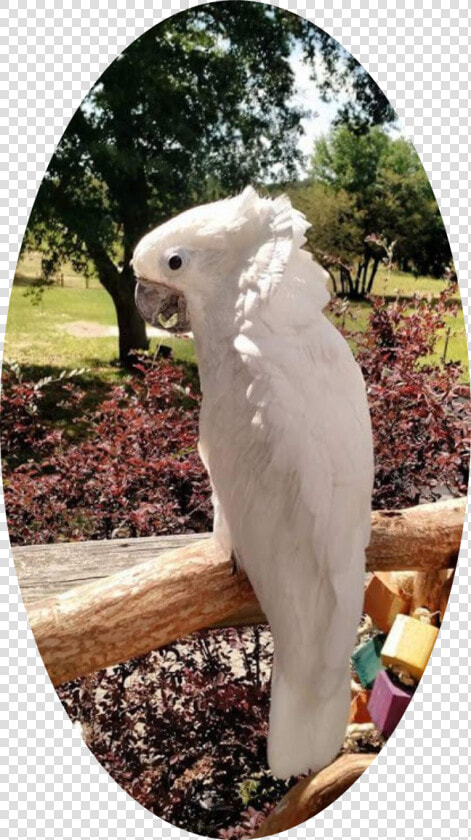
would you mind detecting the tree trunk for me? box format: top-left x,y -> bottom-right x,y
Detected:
360,254 -> 371,296
340,265 -> 354,296
113,269 -> 149,367
353,261 -> 361,295
88,246 -> 149,367
366,257 -> 381,295
325,267 -> 338,295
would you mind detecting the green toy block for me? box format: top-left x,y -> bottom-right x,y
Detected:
351,634 -> 386,689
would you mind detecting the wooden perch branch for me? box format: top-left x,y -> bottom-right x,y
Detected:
21,497 -> 465,687
252,753 -> 376,835
368,497 -> 464,571
27,538 -> 258,687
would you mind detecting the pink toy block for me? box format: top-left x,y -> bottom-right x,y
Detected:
367,669 -> 414,738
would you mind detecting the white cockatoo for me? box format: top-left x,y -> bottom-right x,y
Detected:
132,187 -> 374,779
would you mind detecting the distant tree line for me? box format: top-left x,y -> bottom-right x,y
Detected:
288,126 -> 452,298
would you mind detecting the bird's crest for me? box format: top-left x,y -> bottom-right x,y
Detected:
198,187 -> 315,303
196,186 -> 267,238
230,189 -> 329,332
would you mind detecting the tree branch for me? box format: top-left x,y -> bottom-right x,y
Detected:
252,753 -> 376,835
85,241 -> 120,297
22,497 -> 465,687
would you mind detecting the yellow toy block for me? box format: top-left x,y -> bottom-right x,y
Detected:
363,572 -> 410,633
381,614 -> 439,681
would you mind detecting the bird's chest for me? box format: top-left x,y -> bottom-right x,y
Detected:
198,359 -> 271,490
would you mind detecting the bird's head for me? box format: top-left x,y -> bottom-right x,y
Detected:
132,187 -> 275,332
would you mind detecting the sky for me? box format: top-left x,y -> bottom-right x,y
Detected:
288,50 -> 345,162
288,46 -> 403,174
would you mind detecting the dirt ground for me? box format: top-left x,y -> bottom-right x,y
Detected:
60,320 -> 171,339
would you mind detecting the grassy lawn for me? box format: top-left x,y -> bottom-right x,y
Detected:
4,255 -> 469,385
15,250 -> 103,290
4,277 -> 197,377
371,265 -> 460,299
4,285 -> 119,374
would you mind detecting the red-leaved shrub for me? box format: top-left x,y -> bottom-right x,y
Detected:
0,363 -> 85,468
2,285 -> 470,546
2,289 -> 468,836
1,358 -> 212,545
347,285 -> 469,508
57,626 -> 292,838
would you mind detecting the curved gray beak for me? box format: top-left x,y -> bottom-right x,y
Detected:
134,281 -> 191,333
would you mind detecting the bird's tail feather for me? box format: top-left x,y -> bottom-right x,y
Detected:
267,664 -> 350,779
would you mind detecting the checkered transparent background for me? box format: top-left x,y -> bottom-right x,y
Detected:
1,0 -> 470,837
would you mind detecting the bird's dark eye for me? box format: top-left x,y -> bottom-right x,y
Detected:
168,254 -> 183,271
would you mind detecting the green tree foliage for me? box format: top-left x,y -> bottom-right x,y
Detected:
328,58 -> 396,132
312,126 -> 390,200
25,3 -> 398,363
375,139 -> 452,278
295,126 -> 452,296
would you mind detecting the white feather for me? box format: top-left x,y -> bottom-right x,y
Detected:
133,187 -> 374,779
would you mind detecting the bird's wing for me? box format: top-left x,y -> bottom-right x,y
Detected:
234,316 -> 373,683
234,313 -> 373,564
234,192 -> 372,553
229,195 -> 374,690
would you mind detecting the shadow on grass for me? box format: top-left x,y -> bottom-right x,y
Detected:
2,352 -> 201,453
12,272 -> 40,288
13,271 -> 97,290
1,362 -> 130,457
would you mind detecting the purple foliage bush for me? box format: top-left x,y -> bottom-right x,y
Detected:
330,283 -> 469,508
1,358 -> 212,545
57,627 -> 291,838
2,287 -> 469,547
2,288 -> 469,835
